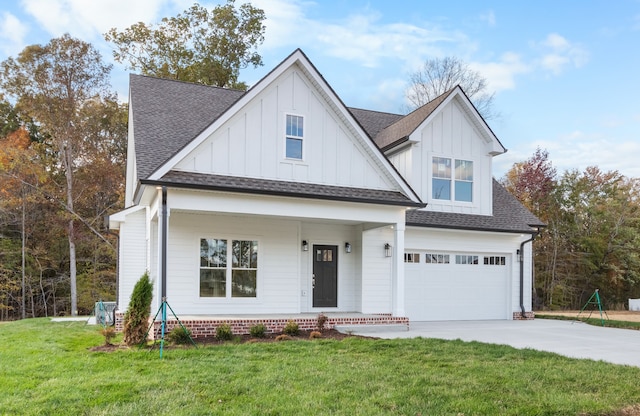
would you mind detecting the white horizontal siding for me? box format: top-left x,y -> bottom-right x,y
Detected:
164,212 -> 300,315
116,209 -> 148,312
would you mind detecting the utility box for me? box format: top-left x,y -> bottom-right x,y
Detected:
629,299 -> 640,311
95,301 -> 117,326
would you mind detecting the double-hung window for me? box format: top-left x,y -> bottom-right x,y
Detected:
200,238 -> 258,298
432,157 -> 473,202
285,114 -> 304,159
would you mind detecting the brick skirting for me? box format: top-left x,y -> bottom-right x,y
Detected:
513,311 -> 535,320
114,312 -> 409,340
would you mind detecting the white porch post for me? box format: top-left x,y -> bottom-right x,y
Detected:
392,223 -> 405,316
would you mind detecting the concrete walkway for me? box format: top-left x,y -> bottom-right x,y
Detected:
348,319 -> 640,367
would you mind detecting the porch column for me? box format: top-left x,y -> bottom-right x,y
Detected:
392,223 -> 405,316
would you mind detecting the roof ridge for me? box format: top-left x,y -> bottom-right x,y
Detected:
130,73 -> 247,93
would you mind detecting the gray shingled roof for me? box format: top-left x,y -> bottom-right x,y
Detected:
130,74 -> 245,180
373,88 -> 455,150
406,179 -> 545,233
142,170 -> 423,207
347,107 -> 403,139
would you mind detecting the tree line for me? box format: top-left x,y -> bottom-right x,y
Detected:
502,148 -> 640,310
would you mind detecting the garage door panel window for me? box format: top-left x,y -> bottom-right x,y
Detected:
425,253 -> 450,264
484,256 -> 506,266
455,255 -> 478,265
404,253 -> 421,263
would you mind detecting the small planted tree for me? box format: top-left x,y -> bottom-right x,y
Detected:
123,272 -> 153,346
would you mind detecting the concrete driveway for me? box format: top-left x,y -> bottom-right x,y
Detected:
350,319 -> 640,367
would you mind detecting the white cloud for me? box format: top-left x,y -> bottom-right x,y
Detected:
21,0 -> 169,40
479,10 -> 496,27
469,52 -> 531,92
0,12 -> 29,56
536,33 -> 589,75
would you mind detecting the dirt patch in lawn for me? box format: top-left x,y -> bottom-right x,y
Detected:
90,329 -> 368,352
538,310 -> 640,322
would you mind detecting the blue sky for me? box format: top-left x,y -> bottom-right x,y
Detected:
1,0 -> 639,178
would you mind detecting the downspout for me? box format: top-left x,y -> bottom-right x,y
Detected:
519,230 -> 538,319
161,186 -> 168,300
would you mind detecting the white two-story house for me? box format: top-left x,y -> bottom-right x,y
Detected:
109,49 -> 543,334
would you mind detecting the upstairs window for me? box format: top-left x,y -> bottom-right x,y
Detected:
432,157 -> 473,202
285,114 -> 304,159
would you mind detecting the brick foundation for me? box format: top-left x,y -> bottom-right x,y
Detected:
114,312 -> 409,340
513,311 -> 535,320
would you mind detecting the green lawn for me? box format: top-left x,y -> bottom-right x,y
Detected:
1,319 -> 640,415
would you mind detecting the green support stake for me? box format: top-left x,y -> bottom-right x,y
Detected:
577,289 -> 609,326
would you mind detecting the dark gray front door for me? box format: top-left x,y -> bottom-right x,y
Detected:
313,245 -> 338,307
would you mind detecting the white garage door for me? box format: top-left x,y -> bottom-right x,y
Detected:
405,252 -> 510,321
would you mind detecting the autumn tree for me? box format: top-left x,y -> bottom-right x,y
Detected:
0,34 -> 116,316
105,1 -> 266,89
406,56 -> 498,119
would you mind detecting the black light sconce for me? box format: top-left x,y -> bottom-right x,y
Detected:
302,240 -> 309,251
384,243 -> 392,257
517,249 -> 522,262
345,242 -> 352,253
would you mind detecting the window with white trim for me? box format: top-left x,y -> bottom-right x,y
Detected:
404,253 -> 421,263
432,157 -> 473,202
425,253 -> 450,264
285,114 -> 304,159
200,238 -> 258,298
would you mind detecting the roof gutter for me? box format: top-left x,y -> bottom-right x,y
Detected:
519,229 -> 539,319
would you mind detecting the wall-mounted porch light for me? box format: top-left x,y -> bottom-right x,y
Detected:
302,240 -> 309,251
384,243 -> 392,257
516,249 -> 522,262
345,242 -> 352,253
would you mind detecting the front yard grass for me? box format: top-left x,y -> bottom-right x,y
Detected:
1,318 -> 640,415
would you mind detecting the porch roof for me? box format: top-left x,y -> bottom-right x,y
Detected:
141,170 -> 425,208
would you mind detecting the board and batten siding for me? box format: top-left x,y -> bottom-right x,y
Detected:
173,65 -> 394,192
400,98 -> 493,215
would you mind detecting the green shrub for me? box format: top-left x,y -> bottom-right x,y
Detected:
216,323 -> 233,341
283,320 -> 299,335
249,323 -> 266,338
123,272 -> 153,346
168,326 -> 192,345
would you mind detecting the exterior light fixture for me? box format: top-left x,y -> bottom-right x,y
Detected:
384,243 -> 392,257
345,242 -> 352,253
302,240 -> 309,251
517,249 -> 522,262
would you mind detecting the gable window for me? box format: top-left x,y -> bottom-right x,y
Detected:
432,157 -> 473,202
200,238 -> 258,298
285,114 -> 304,159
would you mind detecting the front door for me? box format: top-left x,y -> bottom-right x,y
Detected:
313,245 -> 338,307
